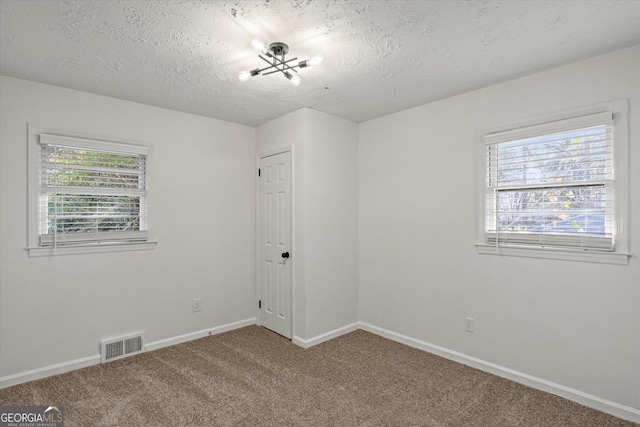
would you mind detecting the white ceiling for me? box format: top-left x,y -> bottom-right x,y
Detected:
1,0 -> 639,127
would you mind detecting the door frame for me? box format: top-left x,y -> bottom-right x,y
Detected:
256,145 -> 295,338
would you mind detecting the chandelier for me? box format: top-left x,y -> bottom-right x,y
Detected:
238,38 -> 323,86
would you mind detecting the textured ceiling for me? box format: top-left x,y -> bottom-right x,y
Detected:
1,0 -> 640,127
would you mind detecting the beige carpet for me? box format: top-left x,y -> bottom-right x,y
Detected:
0,326 -> 636,426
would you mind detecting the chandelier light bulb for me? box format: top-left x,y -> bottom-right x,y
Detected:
309,54 -> 324,66
251,37 -> 265,52
284,71 -> 301,86
238,70 -> 251,82
239,68 -> 260,82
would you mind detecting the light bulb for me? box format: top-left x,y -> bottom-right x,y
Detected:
238,70 -> 251,82
309,54 -> 324,66
251,38 -> 265,52
284,72 -> 301,86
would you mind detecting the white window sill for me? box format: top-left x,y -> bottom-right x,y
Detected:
27,241 -> 157,257
476,244 -> 630,265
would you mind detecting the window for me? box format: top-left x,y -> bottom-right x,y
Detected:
477,100 -> 629,264
28,126 -> 155,256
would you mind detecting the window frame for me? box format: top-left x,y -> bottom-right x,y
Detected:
27,124 -> 157,257
475,100 -> 630,265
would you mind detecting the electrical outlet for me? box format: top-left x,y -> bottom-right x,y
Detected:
465,317 -> 474,333
192,298 -> 202,313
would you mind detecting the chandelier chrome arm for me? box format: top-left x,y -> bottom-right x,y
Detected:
239,39 -> 323,86
258,54 -> 299,76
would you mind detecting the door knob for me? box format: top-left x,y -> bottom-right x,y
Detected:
282,252 -> 290,259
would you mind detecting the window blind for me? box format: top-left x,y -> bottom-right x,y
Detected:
484,113 -> 615,251
39,134 -> 148,246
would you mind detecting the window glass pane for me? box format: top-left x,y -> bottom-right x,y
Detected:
494,185 -> 609,237
490,125 -> 612,188
43,147 -> 143,189
46,194 -> 141,234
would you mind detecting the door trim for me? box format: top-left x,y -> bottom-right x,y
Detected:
256,146 -> 294,339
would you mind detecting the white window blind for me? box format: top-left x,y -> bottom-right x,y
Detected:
39,134 -> 148,246
484,112 -> 615,251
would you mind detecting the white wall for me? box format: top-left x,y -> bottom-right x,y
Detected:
256,108 -> 359,342
304,109 -> 359,339
359,45 -> 640,413
0,76 -> 256,382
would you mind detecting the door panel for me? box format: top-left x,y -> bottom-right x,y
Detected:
259,151 -> 292,338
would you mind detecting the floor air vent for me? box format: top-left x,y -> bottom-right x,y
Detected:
101,333 -> 144,363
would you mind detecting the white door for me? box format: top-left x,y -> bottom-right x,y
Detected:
259,151 -> 292,338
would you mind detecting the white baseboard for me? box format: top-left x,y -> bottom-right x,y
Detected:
144,317 -> 256,352
0,354 -> 101,389
292,322 -> 360,349
0,318 -> 256,389
359,322 -> 640,424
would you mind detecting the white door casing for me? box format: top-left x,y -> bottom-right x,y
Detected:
258,151 -> 292,338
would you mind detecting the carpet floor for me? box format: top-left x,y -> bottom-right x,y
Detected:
0,325 -> 637,426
